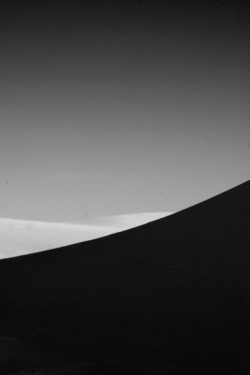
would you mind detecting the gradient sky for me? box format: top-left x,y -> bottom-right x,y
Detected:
0,0 -> 249,222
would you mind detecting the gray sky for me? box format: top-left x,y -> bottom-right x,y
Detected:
0,1 -> 249,222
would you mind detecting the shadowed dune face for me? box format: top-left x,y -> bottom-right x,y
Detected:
0,212 -> 173,259
0,181 -> 250,374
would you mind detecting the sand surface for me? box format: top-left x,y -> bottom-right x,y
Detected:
0,212 -> 173,259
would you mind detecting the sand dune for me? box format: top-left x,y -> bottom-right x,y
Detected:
0,212 -> 173,259
0,181 -> 249,374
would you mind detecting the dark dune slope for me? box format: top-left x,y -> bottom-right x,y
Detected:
0,181 -> 250,374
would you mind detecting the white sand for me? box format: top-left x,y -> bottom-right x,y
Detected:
0,212 -> 173,259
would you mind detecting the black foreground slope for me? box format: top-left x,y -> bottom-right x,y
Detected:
0,181 -> 250,374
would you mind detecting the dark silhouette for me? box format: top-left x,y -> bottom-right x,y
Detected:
0,180 -> 250,374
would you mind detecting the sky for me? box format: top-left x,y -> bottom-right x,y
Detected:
0,0 -> 249,222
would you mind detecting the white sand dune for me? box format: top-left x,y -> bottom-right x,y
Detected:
80,212 -> 172,227
0,212 -> 173,259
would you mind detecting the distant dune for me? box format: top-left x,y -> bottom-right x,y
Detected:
0,212 -> 173,259
0,182 -> 249,374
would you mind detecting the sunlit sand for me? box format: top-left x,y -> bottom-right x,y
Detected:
0,212 -> 173,259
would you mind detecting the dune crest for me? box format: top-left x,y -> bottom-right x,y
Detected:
0,212 -> 173,259
1,180 -> 249,373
